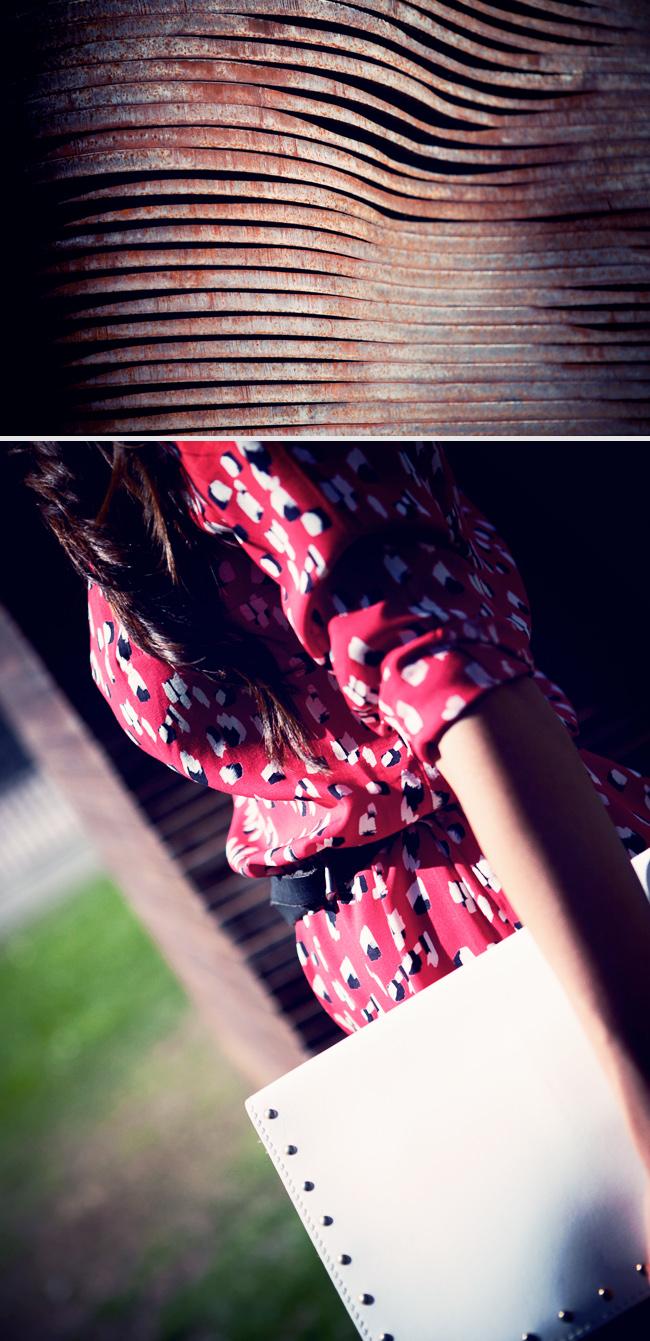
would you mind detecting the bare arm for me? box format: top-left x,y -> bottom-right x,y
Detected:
436,676 -> 650,1179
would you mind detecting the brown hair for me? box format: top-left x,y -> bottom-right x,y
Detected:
20,441 -> 321,766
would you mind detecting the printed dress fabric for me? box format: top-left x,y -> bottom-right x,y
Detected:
87,443 -> 650,1035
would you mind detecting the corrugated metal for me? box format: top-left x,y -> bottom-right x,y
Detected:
13,0 -> 650,433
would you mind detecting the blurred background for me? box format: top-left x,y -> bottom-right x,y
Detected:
1,440 -> 649,1340
0,714 -> 357,1341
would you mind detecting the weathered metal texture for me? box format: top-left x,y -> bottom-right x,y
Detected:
15,0 -> 650,434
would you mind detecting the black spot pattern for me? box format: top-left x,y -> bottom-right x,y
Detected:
85,441 -> 650,1038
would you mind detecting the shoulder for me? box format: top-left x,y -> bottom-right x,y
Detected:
174,441 -> 462,660
175,441 -> 453,531
173,441 -> 457,573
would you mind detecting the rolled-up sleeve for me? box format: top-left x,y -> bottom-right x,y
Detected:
314,519 -> 536,763
177,441 -> 538,766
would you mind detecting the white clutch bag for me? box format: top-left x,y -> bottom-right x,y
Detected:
246,852 -> 650,1341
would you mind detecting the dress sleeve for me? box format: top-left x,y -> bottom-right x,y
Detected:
176,441 -> 543,767
86,576 -> 270,790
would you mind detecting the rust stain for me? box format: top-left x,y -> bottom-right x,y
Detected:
14,0 -> 650,433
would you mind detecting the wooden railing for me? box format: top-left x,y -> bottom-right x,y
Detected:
0,605 -> 312,1085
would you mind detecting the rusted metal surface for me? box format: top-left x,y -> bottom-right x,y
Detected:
14,0 -> 650,433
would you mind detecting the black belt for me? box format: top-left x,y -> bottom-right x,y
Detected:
269,835 -> 391,927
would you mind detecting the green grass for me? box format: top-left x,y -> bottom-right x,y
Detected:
0,875 -> 356,1340
0,873 -> 186,1204
85,1161 -> 356,1341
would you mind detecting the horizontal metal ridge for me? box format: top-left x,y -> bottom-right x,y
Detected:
13,0 -> 650,432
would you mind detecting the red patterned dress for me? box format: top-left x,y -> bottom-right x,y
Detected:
87,443 -> 650,1035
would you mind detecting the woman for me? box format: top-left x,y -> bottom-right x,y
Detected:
24,440 -> 650,1262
